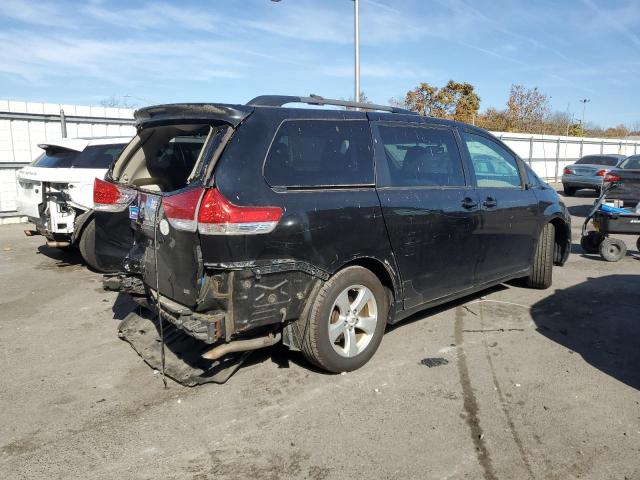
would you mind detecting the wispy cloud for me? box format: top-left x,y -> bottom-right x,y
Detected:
581,0 -> 640,49
0,32 -> 247,85
0,0 -> 637,127
0,0 -> 75,28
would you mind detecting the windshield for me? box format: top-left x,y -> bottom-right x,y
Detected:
575,155 -> 621,166
619,155 -> 640,169
31,144 -> 124,169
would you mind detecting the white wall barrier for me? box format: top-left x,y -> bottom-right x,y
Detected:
492,132 -> 640,182
2,101 -> 640,214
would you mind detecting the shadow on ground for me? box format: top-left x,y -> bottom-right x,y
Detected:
110,292 -> 318,385
36,244 -> 85,268
111,285 -> 514,385
531,274 -> 640,390
568,203 -> 594,218
560,190 -> 599,200
385,284 -> 508,332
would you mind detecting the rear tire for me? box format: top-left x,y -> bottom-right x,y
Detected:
299,266 -> 388,373
580,231 -> 604,254
525,223 -> 554,289
599,237 -> 626,262
78,218 -> 102,272
563,185 -> 577,196
636,236 -> 640,252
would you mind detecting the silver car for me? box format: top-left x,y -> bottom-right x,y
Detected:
561,154 -> 626,196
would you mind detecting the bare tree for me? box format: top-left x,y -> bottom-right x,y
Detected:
99,95 -> 137,109
506,84 -> 550,133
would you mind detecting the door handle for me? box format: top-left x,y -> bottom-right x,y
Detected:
483,197 -> 497,208
461,197 -> 478,210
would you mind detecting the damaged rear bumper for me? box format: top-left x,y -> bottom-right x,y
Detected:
118,309 -> 251,385
104,262 -> 323,347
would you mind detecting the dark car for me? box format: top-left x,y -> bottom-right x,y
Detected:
602,154 -> 640,206
561,154 -> 626,196
93,95 -> 571,375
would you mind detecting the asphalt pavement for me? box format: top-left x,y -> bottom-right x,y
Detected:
0,189 -> 638,480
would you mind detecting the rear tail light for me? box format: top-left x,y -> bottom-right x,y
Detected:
595,169 -> 607,176
162,187 -> 282,235
563,167 -> 574,175
162,188 -> 205,232
603,173 -> 622,183
93,178 -> 136,212
197,188 -> 282,235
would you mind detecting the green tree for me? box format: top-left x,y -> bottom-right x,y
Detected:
403,80 -> 480,123
476,107 -> 509,131
436,81 -> 481,123
404,82 -> 439,116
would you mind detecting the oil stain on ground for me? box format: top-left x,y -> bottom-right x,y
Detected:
454,305 -> 498,480
476,301 -> 536,480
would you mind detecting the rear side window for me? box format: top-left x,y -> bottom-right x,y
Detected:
264,120 -> 373,188
620,155 -> 640,169
376,125 -> 465,187
462,133 -> 522,188
32,144 -> 123,169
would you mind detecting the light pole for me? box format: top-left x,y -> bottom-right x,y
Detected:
354,0 -> 360,103
579,98 -> 590,136
271,0 -> 361,103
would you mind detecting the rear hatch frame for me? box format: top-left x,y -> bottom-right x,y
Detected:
94,104 -> 254,304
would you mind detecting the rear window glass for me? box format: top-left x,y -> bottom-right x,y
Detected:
619,155 -> 640,169
575,155 -> 620,166
264,120 -> 373,188
32,144 -> 124,169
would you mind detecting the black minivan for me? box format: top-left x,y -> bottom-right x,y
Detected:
94,95 -> 570,378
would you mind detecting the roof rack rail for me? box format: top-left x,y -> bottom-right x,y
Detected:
246,94 -> 417,115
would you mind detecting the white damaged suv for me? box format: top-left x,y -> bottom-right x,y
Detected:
16,136 -> 130,270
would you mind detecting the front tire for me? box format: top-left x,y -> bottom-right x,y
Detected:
525,223 -> 554,289
299,266 -> 388,373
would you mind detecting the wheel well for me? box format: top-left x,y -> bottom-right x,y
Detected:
549,218 -> 569,265
340,257 -> 397,301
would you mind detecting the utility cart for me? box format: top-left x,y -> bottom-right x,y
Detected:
580,187 -> 640,262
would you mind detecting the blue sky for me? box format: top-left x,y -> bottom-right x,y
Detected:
0,0 -> 637,128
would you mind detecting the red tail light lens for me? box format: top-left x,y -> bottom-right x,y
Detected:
93,178 -> 136,212
563,167 -> 574,175
603,173 -> 621,183
595,169 -> 607,176
162,187 -> 205,232
197,188 -> 282,235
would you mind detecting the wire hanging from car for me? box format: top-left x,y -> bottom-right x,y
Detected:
153,196 -> 168,389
